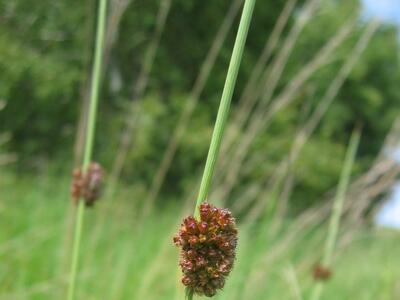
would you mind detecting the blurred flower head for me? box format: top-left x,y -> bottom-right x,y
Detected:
313,263 -> 332,281
71,162 -> 104,207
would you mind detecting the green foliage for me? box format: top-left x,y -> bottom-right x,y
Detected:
0,0 -> 399,209
0,0 -> 91,164
1,175 -> 400,299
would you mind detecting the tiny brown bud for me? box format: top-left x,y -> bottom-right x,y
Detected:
189,236 -> 199,246
70,162 -> 105,207
313,264 -> 332,281
198,222 -> 208,234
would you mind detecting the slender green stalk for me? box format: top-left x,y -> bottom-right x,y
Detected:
194,0 -> 256,219
185,1 -> 256,298
143,0 -> 243,215
310,128 -> 361,300
66,0 -> 108,299
186,288 -> 194,300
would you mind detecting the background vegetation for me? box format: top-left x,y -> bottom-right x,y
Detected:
1,0 -> 400,299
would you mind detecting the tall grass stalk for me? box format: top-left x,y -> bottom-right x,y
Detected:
70,9 -> 136,266
148,0 -> 296,214
84,0 -> 171,275
74,0 -> 132,165
213,0 -> 320,201
143,0 -> 243,216
183,0 -> 320,216
310,129 -> 361,300
66,0 -> 108,299
186,0 -> 304,210
185,0 -> 256,299
62,0 -> 98,279
219,0 -> 298,160
193,0 -> 256,219
85,0 -> 171,271
218,0 -> 315,160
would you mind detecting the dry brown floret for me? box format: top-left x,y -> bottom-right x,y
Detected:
71,162 -> 104,207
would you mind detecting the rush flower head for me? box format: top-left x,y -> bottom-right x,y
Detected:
173,202 -> 238,297
313,263 -> 332,281
71,162 -> 104,207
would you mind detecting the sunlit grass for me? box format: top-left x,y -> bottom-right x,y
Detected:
1,174 -> 399,300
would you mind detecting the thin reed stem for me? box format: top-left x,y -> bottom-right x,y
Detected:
194,0 -> 256,219
143,0 -> 243,215
186,288 -> 194,300
310,128 -> 361,300
219,0 -> 298,160
215,0 -> 321,204
66,0 -> 108,299
84,0 -> 171,274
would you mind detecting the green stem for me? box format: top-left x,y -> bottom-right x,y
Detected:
82,0 -> 108,171
66,0 -> 108,299
310,128 -> 361,300
323,130 -> 360,266
194,0 -> 256,219
67,201 -> 85,300
186,288 -> 194,300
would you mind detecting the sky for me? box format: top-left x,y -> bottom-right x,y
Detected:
375,149 -> 400,229
376,185 -> 400,228
362,1 -> 400,229
362,0 -> 400,24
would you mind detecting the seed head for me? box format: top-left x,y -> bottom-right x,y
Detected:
313,263 -> 332,281
173,202 -> 238,297
71,162 -> 104,207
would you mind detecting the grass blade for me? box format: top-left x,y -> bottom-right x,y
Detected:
66,0 -> 108,299
310,128 -> 361,300
194,0 -> 256,218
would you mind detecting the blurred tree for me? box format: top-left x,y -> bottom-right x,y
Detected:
0,0 -> 93,167
0,0 -> 399,209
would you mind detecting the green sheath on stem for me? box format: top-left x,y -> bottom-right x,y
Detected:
194,0 -> 257,220
66,0 -> 108,299
185,288 -> 194,300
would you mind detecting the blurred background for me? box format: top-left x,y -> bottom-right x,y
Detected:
1,0 -> 400,299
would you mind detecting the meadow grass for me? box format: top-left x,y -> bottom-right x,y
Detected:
1,173 -> 399,300
310,128 -> 360,300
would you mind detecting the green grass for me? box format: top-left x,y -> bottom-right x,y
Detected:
1,173 -> 399,300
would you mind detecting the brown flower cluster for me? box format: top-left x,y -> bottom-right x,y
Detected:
313,263 -> 332,281
71,162 -> 104,207
173,202 -> 238,297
